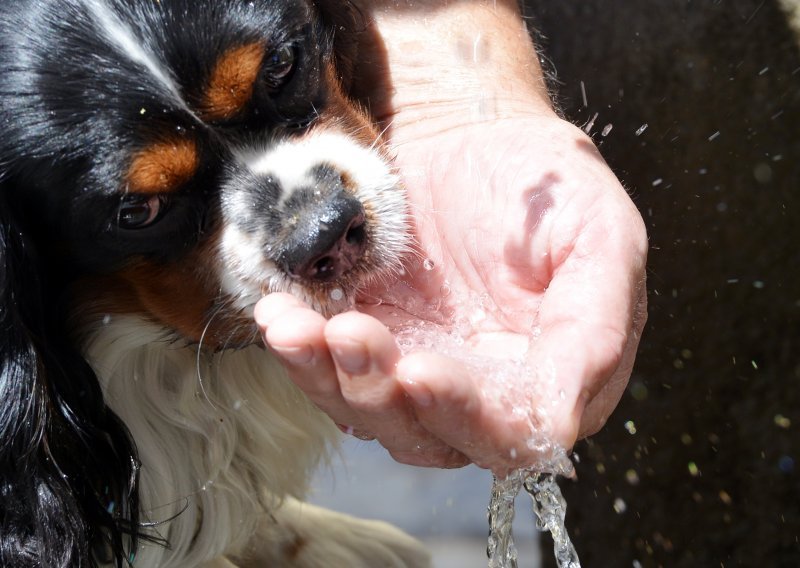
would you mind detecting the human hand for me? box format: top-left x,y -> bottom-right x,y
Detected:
255,0 -> 648,475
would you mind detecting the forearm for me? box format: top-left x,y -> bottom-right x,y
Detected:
349,0 -> 555,132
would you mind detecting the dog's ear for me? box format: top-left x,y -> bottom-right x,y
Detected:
314,0 -> 366,90
0,190 -> 142,567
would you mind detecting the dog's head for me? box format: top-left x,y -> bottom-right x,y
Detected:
1,0 -> 408,348
0,0 -> 407,564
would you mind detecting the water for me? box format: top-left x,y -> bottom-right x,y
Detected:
524,472 -> 580,568
488,459 -> 580,568
383,283 -> 581,568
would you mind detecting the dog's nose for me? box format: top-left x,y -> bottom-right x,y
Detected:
279,192 -> 367,283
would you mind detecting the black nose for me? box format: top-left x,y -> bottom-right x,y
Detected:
279,193 -> 367,283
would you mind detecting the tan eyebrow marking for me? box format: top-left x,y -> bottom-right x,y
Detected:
202,42 -> 265,121
126,138 -> 199,194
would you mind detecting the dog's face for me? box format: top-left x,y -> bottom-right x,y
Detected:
0,0 -> 409,348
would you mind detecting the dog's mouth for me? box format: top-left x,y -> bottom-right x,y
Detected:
218,132 -> 412,326
264,215 -> 389,320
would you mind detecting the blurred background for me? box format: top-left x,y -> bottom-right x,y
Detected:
312,439 -> 543,568
317,1 -> 800,567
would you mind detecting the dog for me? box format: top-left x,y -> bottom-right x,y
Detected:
0,0 -> 428,566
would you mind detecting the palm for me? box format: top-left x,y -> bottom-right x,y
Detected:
363,116 -> 648,459
257,114 -> 647,473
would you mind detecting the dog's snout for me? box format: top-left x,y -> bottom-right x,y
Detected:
280,192 -> 367,283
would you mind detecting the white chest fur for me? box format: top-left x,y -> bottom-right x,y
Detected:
83,316 -> 338,567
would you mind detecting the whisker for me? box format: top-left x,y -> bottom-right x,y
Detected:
195,302 -> 229,408
370,119 -> 394,152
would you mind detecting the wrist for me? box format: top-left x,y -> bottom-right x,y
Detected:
349,0 -> 555,134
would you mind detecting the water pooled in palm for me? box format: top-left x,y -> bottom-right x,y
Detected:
385,279 -> 581,568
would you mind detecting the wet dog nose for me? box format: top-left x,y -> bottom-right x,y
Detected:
279,192 -> 367,283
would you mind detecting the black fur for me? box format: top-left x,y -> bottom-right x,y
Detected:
0,0 -> 330,273
0,191 -> 142,567
0,1 -> 364,565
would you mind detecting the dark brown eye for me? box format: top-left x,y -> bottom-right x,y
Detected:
117,195 -> 165,229
263,44 -> 296,91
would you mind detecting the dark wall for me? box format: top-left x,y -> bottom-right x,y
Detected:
525,1 -> 800,566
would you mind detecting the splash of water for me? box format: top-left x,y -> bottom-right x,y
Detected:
381,283 -> 581,568
487,455 -> 580,568
524,472 -> 581,568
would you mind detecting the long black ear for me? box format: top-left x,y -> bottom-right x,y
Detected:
0,190 -> 143,567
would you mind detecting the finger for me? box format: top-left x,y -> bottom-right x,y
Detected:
397,352 -> 535,473
533,181 -> 649,446
255,294 -> 363,430
325,312 -> 469,468
578,274 -> 648,438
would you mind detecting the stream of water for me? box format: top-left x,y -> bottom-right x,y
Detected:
383,276 -> 583,568
487,460 -> 580,568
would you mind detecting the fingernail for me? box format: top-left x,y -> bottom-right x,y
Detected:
272,344 -> 314,366
402,378 -> 433,407
330,340 -> 369,375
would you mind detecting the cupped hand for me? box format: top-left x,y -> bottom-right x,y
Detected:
256,110 -> 648,475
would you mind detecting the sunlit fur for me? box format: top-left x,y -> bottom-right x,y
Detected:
0,0 -> 426,566
82,315 -> 335,565
220,131 -> 411,317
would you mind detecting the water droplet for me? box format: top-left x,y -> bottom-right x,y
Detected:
753,163 -> 773,184
330,287 -> 344,301
624,420 -> 637,435
774,414 -> 791,429
613,497 -> 627,514
630,381 -> 648,401
583,112 -> 599,134
601,123 -> 613,137
778,455 -> 794,473
439,282 -> 451,297
635,123 -> 649,136
708,130 -> 721,141
422,258 -> 435,271
102,314 -> 112,325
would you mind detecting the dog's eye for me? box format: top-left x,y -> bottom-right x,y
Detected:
117,195 -> 166,229
262,44 -> 296,91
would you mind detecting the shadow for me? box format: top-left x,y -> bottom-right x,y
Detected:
502,171 -> 558,293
